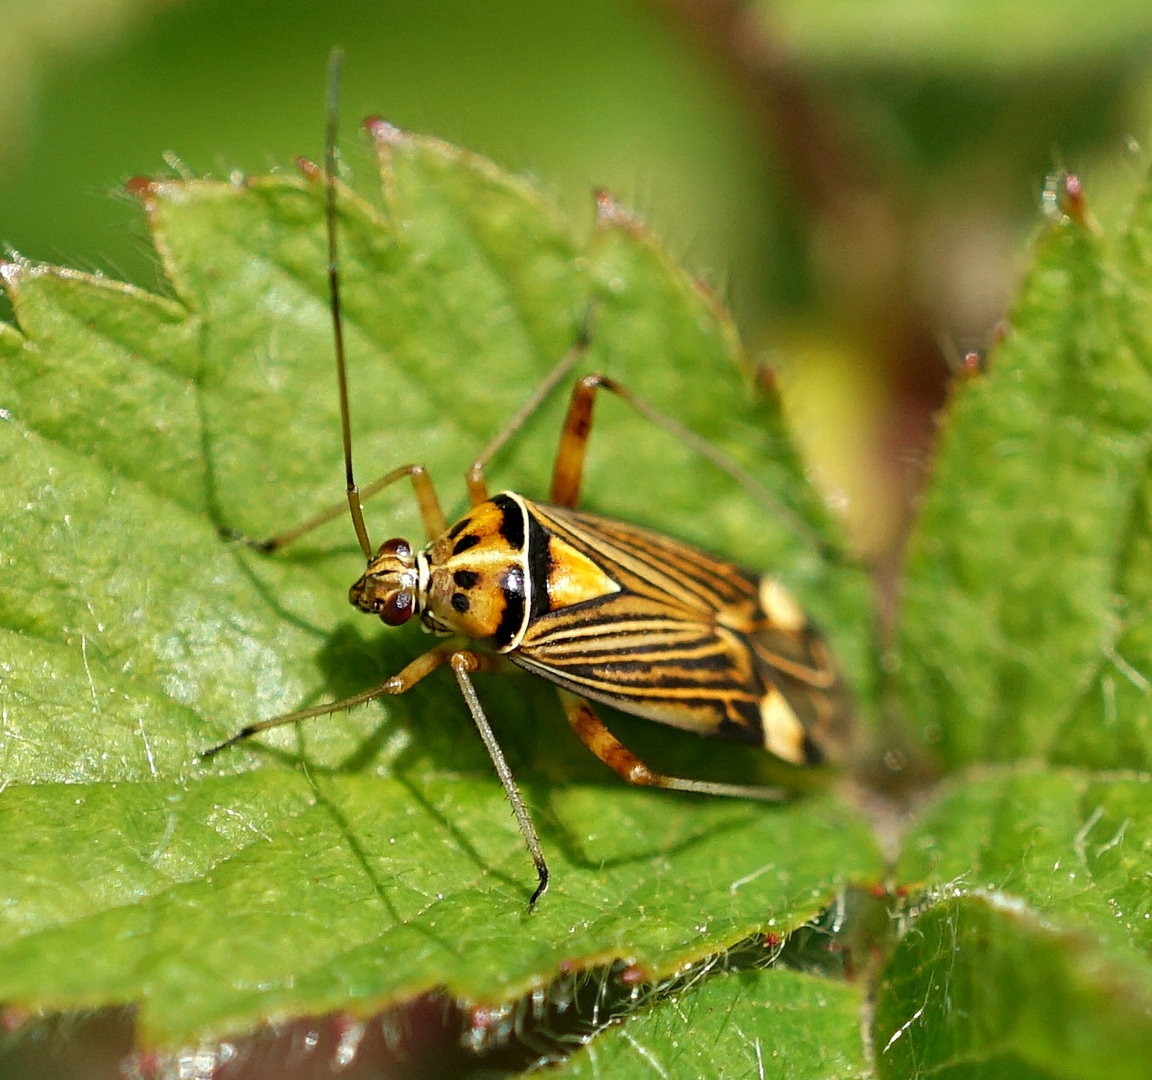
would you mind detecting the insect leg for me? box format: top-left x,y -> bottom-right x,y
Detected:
553,373 -> 736,508
200,640 -> 468,757
557,690 -> 789,802
450,651 -> 550,907
548,373 -> 608,507
549,373 -> 825,550
202,643 -> 548,906
465,312 -> 594,507
227,463 -> 448,554
225,54 -> 447,556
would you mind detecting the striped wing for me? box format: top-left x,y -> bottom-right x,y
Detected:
510,501 -> 851,765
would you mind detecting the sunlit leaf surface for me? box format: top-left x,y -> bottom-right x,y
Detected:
0,132 -> 878,1045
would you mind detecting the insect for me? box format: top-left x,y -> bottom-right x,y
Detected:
205,53 -> 852,906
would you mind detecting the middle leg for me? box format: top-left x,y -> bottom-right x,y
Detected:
465,312 -> 594,507
547,371 -> 826,555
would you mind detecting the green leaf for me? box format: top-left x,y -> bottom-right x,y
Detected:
898,769 -> 1152,957
896,184 -> 1152,769
554,967 -> 867,1079
874,893 -> 1152,1080
877,173 -> 1152,1078
0,131 -> 879,1045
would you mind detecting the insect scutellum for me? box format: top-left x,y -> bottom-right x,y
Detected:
203,49 -> 853,908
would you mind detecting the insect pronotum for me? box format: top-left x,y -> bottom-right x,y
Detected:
204,51 -> 852,906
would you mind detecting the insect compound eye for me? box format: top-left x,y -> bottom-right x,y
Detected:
381,590 -> 414,626
377,537 -> 412,560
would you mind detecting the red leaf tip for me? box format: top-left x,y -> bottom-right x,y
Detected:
1042,169 -> 1095,230
364,116 -> 405,144
617,963 -> 648,986
125,175 -> 156,199
593,188 -> 622,222
958,350 -> 984,380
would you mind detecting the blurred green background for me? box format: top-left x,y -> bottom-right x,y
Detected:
4,0 -> 1152,562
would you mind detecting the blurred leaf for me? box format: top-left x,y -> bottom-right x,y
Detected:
0,0 -> 169,170
0,0 -> 783,335
0,131 -> 879,1044
769,0 -> 1152,69
896,180 -> 1152,769
875,169 -> 1152,1080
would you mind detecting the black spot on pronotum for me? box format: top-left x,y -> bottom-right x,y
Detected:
453,569 -> 480,589
492,493 -> 525,550
493,566 -> 526,648
451,593 -> 470,614
453,534 -> 480,556
447,518 -> 469,541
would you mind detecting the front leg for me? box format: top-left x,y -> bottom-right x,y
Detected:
451,651 -> 550,906
200,641 -> 468,757
222,462 -> 447,554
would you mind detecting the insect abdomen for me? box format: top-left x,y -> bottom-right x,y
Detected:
512,501 -> 852,766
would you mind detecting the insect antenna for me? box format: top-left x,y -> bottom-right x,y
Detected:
325,47 -> 374,562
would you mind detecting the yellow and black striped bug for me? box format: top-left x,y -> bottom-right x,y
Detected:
205,53 -> 853,906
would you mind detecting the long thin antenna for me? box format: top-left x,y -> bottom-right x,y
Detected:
325,47 -> 374,560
